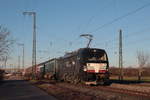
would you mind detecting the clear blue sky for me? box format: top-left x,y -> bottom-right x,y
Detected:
0,0 -> 150,68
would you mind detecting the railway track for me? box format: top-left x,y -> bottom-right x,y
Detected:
56,82 -> 150,99
91,86 -> 150,97
131,83 -> 150,87
32,80 -> 150,100
60,82 -> 150,97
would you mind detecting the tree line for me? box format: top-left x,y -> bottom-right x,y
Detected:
110,66 -> 150,77
0,25 -> 14,81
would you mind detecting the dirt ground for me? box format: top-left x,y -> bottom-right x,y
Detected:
31,81 -> 101,100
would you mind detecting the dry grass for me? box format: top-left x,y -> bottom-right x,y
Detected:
110,76 -> 150,82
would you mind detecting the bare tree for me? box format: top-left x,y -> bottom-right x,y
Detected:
145,61 -> 150,68
0,25 -> 14,64
137,50 -> 149,81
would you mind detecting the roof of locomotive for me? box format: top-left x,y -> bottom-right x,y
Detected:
26,48 -> 106,69
61,48 -> 106,59
79,48 -> 105,52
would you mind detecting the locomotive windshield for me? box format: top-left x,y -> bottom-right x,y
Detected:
80,49 -> 107,62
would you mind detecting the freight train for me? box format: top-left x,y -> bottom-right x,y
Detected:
25,48 -> 109,85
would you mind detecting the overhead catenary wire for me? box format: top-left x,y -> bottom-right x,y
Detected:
89,2 -> 150,33
47,0 -> 120,53
78,0 -> 115,34
124,36 -> 150,48
65,0 -> 116,49
94,26 -> 150,48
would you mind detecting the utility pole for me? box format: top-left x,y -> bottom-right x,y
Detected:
18,56 -> 20,72
4,56 -> 7,70
9,64 -> 13,73
18,43 -> 25,73
23,12 -> 37,78
118,29 -> 123,81
23,44 -> 24,72
49,42 -> 52,60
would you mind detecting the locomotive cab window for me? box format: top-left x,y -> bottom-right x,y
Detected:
66,61 -> 72,67
81,49 -> 107,62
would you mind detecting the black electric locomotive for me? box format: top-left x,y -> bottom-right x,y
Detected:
37,48 -> 109,85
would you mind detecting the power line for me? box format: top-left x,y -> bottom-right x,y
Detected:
94,27 -> 150,48
124,27 -> 150,39
89,2 -> 150,33
81,16 -> 95,35
67,0 -> 116,48
51,1 -> 115,51
107,30 -> 150,51
78,0 -> 115,34
124,36 -> 150,48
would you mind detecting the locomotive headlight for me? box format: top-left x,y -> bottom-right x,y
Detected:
83,66 -> 87,71
72,61 -> 75,65
93,49 -> 97,52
